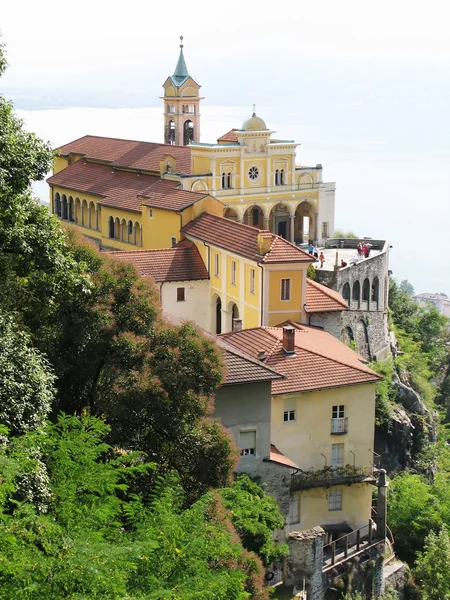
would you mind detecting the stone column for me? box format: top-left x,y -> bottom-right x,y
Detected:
289,215 -> 295,243
286,527 -> 325,599
264,216 -> 269,231
314,213 -> 319,245
377,469 -> 388,545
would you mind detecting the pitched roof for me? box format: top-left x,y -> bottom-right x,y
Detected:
217,129 -> 239,143
47,160 -> 208,213
173,47 -> 189,81
305,279 -> 349,313
220,325 -> 381,395
267,445 -> 299,469
217,338 -> 284,386
104,241 -> 209,283
181,212 -> 313,264
55,135 -> 192,174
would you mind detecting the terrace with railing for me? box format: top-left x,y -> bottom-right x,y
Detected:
291,464 -> 374,492
322,520 -> 384,572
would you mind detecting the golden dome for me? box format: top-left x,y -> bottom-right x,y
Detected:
241,111 -> 268,131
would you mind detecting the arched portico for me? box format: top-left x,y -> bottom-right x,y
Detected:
62,195 -> 68,220
227,301 -> 240,332
54,192 -> 61,217
269,203 -> 291,240
244,205 -> 264,228
212,294 -> 222,335
294,200 -> 316,244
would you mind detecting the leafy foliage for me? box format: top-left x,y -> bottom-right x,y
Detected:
415,526 -> 450,600
220,474 -> 288,567
333,229 -> 359,238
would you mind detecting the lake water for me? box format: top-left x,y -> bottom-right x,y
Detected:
18,104 -> 450,295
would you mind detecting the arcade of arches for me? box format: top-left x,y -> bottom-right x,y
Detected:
224,201 -> 318,243
212,295 -> 241,335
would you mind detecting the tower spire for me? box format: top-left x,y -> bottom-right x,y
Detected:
173,35 -> 189,81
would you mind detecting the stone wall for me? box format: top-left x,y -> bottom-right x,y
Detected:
315,241 -> 390,361
286,527 -> 326,599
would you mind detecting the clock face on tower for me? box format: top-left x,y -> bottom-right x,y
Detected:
248,166 -> 259,181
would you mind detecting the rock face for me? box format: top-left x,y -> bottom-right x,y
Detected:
392,374 -> 428,415
375,407 -> 415,474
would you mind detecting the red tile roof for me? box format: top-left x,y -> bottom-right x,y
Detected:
268,445 -> 299,469
217,338 -> 284,386
56,135 -> 192,174
221,325 -> 381,395
47,161 -> 208,213
181,212 -> 312,264
217,129 -> 239,143
305,279 -> 348,313
104,241 -> 209,283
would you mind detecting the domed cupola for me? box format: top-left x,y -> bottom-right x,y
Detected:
241,109 -> 268,131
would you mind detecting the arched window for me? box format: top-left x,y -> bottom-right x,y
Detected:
280,169 -> 285,185
222,173 -> 227,189
215,296 -> 222,335
183,120 -> 194,145
342,283 -> 351,303
371,277 -> 380,307
166,120 -> 175,145
108,216 -> 114,239
128,220 -> 133,237
362,278 -> 370,301
227,172 -> 232,188
275,169 -> 279,185
55,193 -> 61,217
352,281 -> 361,304
114,217 -> 120,240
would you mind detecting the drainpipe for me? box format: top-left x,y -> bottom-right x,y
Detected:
257,262 -> 264,326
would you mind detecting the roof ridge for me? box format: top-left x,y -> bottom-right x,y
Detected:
203,211 -> 263,234
57,134 -> 192,151
217,339 -> 285,379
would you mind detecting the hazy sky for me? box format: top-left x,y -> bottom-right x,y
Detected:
2,0 -> 450,294
2,0 -> 450,90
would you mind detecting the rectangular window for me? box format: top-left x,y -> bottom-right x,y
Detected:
214,253 -> 219,277
250,268 -> 255,294
331,443 -> 344,467
231,261 -> 236,285
283,410 -> 296,423
177,287 -> 185,302
171,236 -> 177,248
331,405 -> 347,434
240,430 -> 256,457
281,278 -> 291,301
148,208 -> 153,219
288,494 -> 300,525
328,489 -> 342,511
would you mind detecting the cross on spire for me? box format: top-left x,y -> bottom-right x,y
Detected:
180,35 -> 184,49
252,103 -> 256,117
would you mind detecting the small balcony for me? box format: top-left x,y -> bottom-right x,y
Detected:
331,417 -> 348,435
291,464 -> 374,491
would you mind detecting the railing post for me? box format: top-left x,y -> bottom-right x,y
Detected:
331,541 -> 336,565
344,535 -> 348,558
356,529 -> 361,551
368,520 -> 373,544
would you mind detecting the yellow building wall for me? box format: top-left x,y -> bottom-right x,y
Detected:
271,383 -> 376,472
292,483 -> 372,532
192,155 -> 210,174
267,268 -> 304,323
142,207 -> 180,249
53,156 -> 69,174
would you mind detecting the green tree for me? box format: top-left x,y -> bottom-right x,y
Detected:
0,311 -> 54,435
399,279 -> 415,296
220,474 -> 288,567
415,526 -> 450,600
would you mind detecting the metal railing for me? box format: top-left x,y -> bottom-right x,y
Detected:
322,521 -> 381,571
331,417 -> 348,434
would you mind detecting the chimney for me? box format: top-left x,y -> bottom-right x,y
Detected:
283,326 -> 295,355
257,232 -> 272,255
232,318 -> 243,332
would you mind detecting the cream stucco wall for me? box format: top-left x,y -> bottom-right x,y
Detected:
271,383 -> 376,471
159,280 -> 210,331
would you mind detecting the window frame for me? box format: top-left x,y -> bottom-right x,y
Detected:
231,260 -> 237,285
171,236 -> 177,248
281,278 -> 291,301
176,287 -> 186,302
214,253 -> 220,277
283,409 -> 296,423
328,489 -> 342,511
331,443 -> 344,467
239,429 -> 256,458
250,268 -> 255,294
332,405 -> 345,419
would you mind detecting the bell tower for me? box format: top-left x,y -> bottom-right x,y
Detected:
161,37 -> 203,146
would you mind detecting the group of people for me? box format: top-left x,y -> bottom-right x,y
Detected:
308,244 -> 326,268
357,240 -> 371,258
